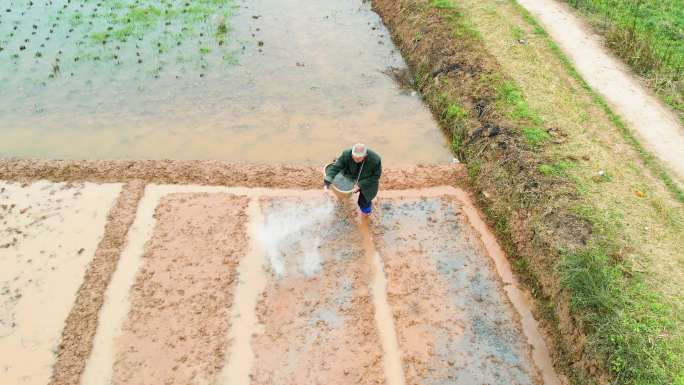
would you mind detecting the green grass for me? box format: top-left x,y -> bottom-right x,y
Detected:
503,2 -> 684,382
560,248 -> 683,385
511,0 -> 684,205
539,160 -> 575,177
561,0 -> 684,118
431,0 -> 456,9
404,1 -> 684,383
495,79 -> 543,125
522,127 -> 550,145
445,103 -> 468,121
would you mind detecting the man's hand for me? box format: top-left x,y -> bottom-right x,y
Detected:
352,185 -> 360,193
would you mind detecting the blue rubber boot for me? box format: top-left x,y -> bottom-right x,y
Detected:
360,204 -> 372,216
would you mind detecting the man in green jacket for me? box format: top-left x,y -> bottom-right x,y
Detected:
324,143 -> 382,215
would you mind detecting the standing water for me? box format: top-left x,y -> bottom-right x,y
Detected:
0,0 -> 450,163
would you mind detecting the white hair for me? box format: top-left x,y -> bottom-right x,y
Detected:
351,143 -> 367,157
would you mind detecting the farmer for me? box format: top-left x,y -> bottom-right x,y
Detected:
324,143 -> 382,215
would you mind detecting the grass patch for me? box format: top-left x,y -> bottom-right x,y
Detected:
495,79 -> 543,124
445,103 -> 468,121
560,248 -> 683,385
510,0 -> 684,206
430,0 -> 455,9
522,126 -> 550,145
561,0 -> 683,120
539,160 -> 574,177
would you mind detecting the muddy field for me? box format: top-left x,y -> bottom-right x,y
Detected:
0,170 -> 562,385
0,0 -> 450,163
0,181 -> 122,384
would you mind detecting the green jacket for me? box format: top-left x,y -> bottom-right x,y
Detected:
325,148 -> 382,201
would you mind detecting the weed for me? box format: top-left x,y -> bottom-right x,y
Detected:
538,160 -> 574,177
444,103 -> 467,121
522,127 -> 550,145
451,132 -> 462,152
467,160 -> 481,180
430,0 -> 455,9
495,80 -> 542,124
511,26 -> 524,40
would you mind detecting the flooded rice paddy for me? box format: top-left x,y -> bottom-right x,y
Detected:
1,182 -> 556,385
0,0 -> 450,163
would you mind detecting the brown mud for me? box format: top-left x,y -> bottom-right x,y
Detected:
48,181 -> 144,385
0,181 -> 124,385
110,193 -> 248,385
1,180 -> 564,385
250,197 -> 385,384
0,160 -> 463,188
373,195 -> 545,385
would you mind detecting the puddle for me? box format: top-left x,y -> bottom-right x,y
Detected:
249,196 -> 386,384
219,198 -> 268,385
358,218 -> 406,385
0,0 -> 450,163
373,193 -> 561,385
0,181 -> 121,385
258,197 -> 336,278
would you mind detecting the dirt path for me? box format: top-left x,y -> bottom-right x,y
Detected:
516,0 -> 684,185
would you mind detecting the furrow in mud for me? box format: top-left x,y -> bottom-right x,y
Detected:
107,193 -> 249,385
218,198 -> 268,385
49,181 -> 143,385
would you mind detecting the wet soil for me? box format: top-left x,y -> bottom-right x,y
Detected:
50,181 -> 145,385
0,0 -> 450,163
250,197 -> 385,384
373,196 -> 542,385
110,193 -> 248,385
14,181 -> 562,385
0,180 -> 123,385
0,160 -> 464,189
